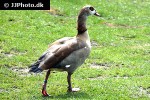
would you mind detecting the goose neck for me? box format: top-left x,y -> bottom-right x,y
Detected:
77,14 -> 87,35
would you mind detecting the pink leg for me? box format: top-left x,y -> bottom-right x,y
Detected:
42,69 -> 50,96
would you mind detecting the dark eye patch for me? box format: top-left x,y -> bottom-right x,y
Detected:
89,7 -> 94,11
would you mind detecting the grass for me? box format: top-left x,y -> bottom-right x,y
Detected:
0,0 -> 150,99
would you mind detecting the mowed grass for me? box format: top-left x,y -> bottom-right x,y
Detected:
0,0 -> 150,99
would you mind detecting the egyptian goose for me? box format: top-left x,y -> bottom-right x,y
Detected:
29,5 -> 100,96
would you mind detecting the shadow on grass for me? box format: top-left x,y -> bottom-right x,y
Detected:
42,92 -> 90,99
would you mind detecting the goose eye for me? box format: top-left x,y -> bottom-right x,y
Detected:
89,7 -> 94,11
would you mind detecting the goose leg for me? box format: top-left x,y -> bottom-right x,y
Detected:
42,69 -> 51,96
67,72 -> 80,92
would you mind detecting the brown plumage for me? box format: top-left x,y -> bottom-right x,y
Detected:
41,38 -> 86,70
29,5 -> 100,96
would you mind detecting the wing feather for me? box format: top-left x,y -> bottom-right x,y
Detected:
39,37 -> 86,70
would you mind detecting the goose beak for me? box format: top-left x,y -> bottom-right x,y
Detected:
94,12 -> 100,17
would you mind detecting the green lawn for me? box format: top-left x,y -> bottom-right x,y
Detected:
0,0 -> 150,100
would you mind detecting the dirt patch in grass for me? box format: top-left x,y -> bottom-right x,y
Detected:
11,67 -> 29,73
3,53 -> 14,58
104,22 -> 143,29
45,8 -> 64,16
0,88 -> 9,93
132,86 -> 150,98
91,40 -> 99,47
1,52 -> 14,58
88,76 -> 108,80
1,51 -> 27,58
88,75 -> 129,80
138,87 -> 150,98
90,63 -> 111,69
10,67 -> 31,77
10,67 -> 46,77
129,43 -> 150,49
113,75 -> 129,79
0,87 -> 20,94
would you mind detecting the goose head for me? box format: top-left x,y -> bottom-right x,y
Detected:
79,5 -> 100,17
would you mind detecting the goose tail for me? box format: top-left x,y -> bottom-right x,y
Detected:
29,53 -> 46,73
29,61 -> 43,73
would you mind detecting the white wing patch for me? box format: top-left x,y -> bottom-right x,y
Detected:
65,65 -> 71,68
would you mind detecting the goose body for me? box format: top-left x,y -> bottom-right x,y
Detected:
29,5 -> 100,96
30,35 -> 91,73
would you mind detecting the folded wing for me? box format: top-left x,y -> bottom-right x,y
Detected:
38,37 -> 86,70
